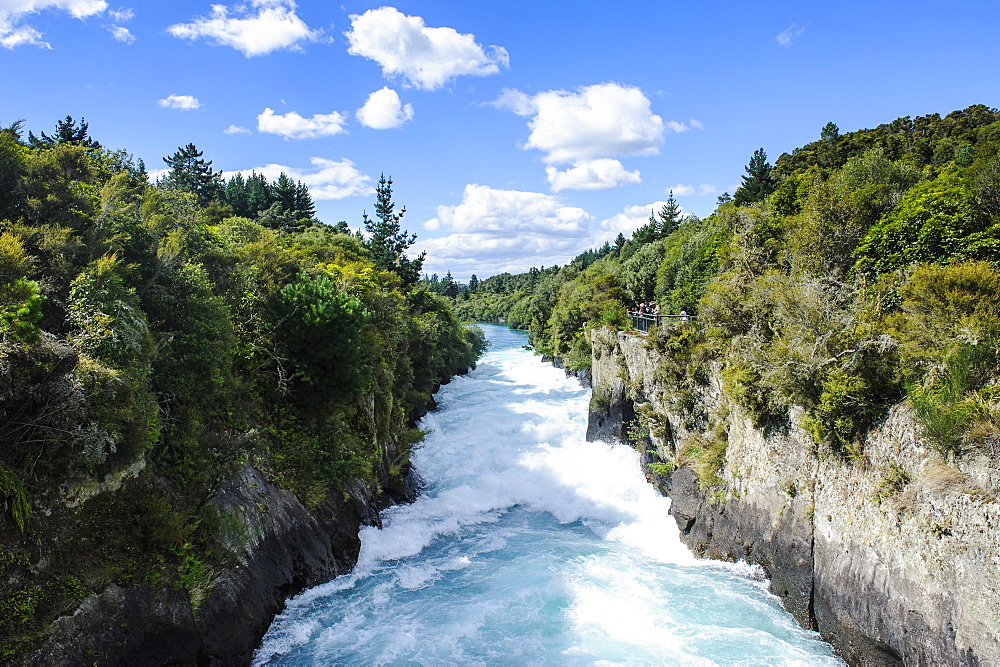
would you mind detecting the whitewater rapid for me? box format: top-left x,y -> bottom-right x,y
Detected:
254,325 -> 840,665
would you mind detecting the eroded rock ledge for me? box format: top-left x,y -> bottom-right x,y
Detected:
23,462 -> 416,665
588,326 -> 1000,665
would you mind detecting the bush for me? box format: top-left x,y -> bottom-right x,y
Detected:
274,272 -> 370,402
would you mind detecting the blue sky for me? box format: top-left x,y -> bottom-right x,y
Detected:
3,1 -> 999,280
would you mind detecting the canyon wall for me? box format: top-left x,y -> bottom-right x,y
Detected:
19,441 -> 418,665
588,327 -> 1000,665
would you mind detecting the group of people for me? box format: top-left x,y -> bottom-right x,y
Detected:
627,303 -> 690,321
629,302 -> 661,316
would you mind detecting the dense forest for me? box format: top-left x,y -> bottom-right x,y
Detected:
0,117 -> 484,656
457,104 -> 1000,470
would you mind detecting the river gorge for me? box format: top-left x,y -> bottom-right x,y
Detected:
253,325 -> 840,664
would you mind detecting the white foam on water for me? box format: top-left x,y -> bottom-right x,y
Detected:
254,325 -> 841,665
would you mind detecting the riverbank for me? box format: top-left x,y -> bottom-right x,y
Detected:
21,449 -> 420,664
587,326 -> 1000,664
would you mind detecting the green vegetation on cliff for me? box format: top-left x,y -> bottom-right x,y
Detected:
459,104 -> 1000,468
0,118 -> 485,657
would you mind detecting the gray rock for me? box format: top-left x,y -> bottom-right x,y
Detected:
587,326 -> 1000,665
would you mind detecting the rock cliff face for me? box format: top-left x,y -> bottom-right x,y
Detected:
22,461 -> 416,665
588,326 -> 1000,665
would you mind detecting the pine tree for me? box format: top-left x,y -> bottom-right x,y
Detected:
223,174 -> 250,218
162,143 -> 222,207
818,121 -> 842,168
362,174 -> 425,286
733,148 -> 775,205
656,190 -> 683,237
468,274 -> 479,293
28,115 -> 101,149
245,173 -> 270,216
294,181 -> 316,222
441,271 -> 459,298
272,173 -> 297,213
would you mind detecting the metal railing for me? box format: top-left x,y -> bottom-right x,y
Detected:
628,313 -> 694,332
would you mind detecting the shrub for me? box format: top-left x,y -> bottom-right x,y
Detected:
275,273 -> 370,401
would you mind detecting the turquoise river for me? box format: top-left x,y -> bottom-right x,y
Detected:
254,325 -> 841,665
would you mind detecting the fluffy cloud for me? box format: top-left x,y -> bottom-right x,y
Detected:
776,22 -> 806,47
670,183 -> 718,197
345,6 -> 508,90
257,108 -> 347,139
108,7 -> 131,22
107,24 -> 132,43
1,0 -> 107,48
546,159 -> 641,192
158,94 -> 200,110
356,87 -> 414,129
495,82 -> 667,165
224,124 -> 251,135
224,157 -> 373,200
416,184 -> 593,276
168,0 -> 321,57
665,118 -> 704,133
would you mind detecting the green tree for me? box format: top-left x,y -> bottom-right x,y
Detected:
0,121 -> 27,221
161,143 -> 222,207
28,115 -> 101,149
223,173 -> 250,218
733,148 -> 776,205
441,271 -> 459,298
468,274 -> 479,293
818,121 -> 842,168
294,181 -> 316,222
274,273 -> 371,402
245,172 -> 271,215
362,175 -> 425,286
657,190 -> 684,237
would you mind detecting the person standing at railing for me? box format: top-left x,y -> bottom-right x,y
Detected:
680,309 -> 688,322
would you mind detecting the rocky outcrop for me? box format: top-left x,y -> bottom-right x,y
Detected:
23,462 -> 416,665
588,326 -> 1000,665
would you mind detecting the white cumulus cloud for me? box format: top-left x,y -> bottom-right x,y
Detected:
158,94 -> 200,110
345,6 -> 508,90
224,157 -> 373,200
108,7 -> 131,22
224,124 -> 251,135
168,0 -> 321,57
107,24 -> 132,43
776,22 -> 807,47
257,107 -> 347,140
415,184 -> 592,277
356,87 -> 414,129
494,82 -> 667,164
1,0 -> 107,48
546,159 -> 641,192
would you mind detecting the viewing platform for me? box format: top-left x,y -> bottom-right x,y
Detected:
628,313 -> 694,332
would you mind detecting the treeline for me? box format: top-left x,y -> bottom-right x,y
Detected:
458,103 -> 1000,471
0,117 -> 485,655
159,142 -> 320,233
